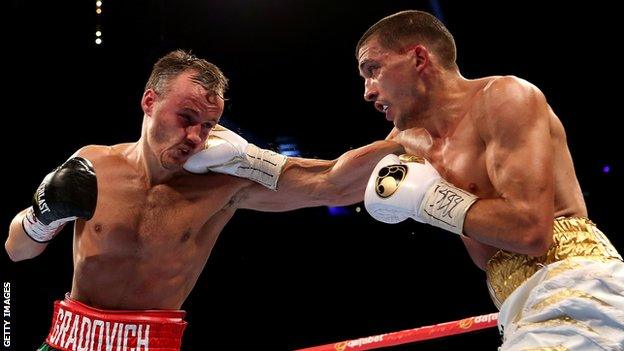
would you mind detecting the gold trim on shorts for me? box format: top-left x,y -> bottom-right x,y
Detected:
485,217 -> 622,309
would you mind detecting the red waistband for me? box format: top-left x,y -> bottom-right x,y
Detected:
45,296 -> 187,351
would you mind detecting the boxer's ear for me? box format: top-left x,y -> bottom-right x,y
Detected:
410,45 -> 429,72
142,89 -> 157,117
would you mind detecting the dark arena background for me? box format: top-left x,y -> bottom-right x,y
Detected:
2,1 -> 621,350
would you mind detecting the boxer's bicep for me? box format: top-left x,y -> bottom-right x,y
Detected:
481,77 -> 554,220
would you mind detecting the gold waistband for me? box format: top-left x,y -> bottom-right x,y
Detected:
485,217 -> 622,309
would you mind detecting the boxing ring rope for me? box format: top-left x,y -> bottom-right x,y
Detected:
296,312 -> 499,351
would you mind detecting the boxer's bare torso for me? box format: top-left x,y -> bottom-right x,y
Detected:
396,76 -> 587,269
71,143 -> 248,310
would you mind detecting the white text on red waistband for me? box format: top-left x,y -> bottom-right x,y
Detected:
48,308 -> 150,351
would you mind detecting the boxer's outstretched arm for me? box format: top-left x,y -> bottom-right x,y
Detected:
232,140 -> 403,211
463,77 -> 555,256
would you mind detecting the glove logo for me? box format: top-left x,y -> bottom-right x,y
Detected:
35,182 -> 51,214
375,164 -> 407,198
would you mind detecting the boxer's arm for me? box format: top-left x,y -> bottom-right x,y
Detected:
233,140 -> 404,211
6,209 -> 53,261
6,148 -> 98,262
463,77 -> 554,256
460,236 -> 500,270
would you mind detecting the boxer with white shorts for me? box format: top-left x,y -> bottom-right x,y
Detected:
358,10 -> 624,350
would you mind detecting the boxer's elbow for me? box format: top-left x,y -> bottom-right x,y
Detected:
518,214 -> 553,257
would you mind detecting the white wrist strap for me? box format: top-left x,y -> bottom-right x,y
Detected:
418,179 -> 478,235
21,207 -> 72,243
238,144 -> 287,190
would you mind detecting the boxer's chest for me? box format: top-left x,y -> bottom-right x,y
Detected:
84,173 -> 240,249
424,130 -> 498,199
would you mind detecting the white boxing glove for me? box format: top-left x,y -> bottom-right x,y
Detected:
364,154 -> 478,235
184,125 -> 287,190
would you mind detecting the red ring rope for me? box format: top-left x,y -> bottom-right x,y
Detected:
295,312 -> 498,351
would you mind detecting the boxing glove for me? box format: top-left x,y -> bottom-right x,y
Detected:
22,157 -> 98,242
184,125 -> 287,190
365,154 -> 477,235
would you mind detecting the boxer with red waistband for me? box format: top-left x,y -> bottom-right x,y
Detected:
43,295 -> 185,351
6,49 -> 403,350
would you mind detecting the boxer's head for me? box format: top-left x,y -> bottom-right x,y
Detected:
356,11 -> 456,70
141,50 -> 227,170
356,10 -> 457,130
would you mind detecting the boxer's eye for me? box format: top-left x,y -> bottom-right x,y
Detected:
367,65 -> 379,76
180,114 -> 193,125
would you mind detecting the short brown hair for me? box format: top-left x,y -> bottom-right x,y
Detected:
145,49 -> 229,97
356,10 -> 457,69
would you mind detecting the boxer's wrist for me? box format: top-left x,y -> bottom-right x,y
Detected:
22,207 -> 69,243
240,144 -> 287,190
417,179 -> 478,235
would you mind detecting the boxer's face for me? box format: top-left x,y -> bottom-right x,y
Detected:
358,37 -> 421,130
142,71 -> 224,170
